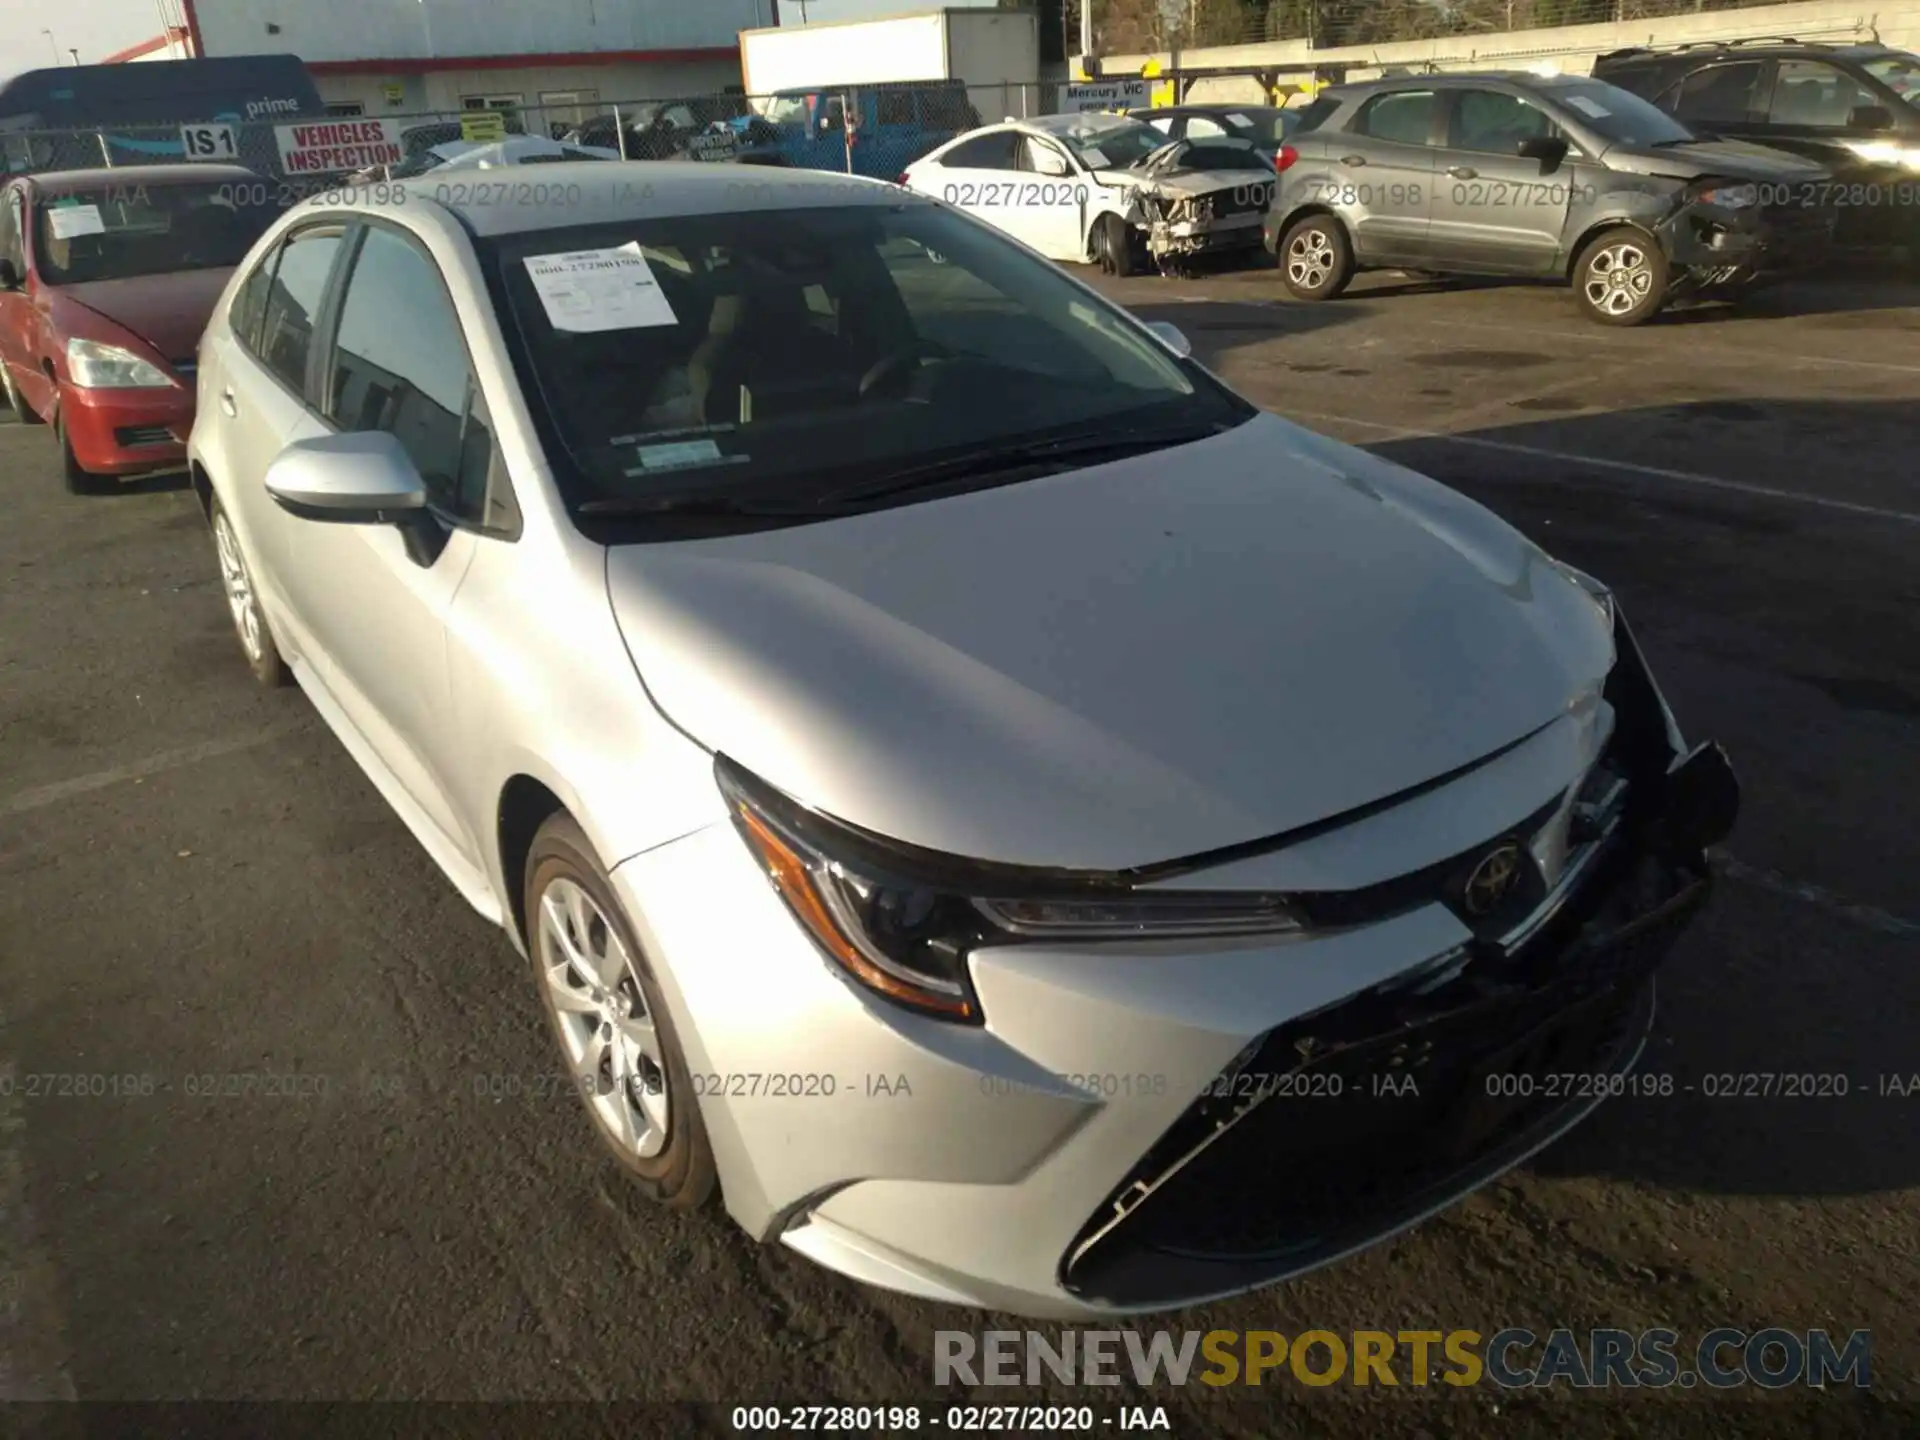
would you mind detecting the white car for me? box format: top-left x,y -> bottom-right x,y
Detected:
372,136 -> 624,182
901,112 -> 1279,275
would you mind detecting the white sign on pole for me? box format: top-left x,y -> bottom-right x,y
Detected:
180,123 -> 239,162
1063,80 -> 1150,114
273,118 -> 404,176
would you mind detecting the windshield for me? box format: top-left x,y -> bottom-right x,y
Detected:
765,94 -> 812,126
1861,51 -> 1920,107
33,181 -> 275,284
487,201 -> 1249,521
390,148 -> 456,178
1544,78 -> 1698,146
1048,118 -> 1170,169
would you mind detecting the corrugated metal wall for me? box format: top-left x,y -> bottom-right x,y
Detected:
193,0 -> 775,63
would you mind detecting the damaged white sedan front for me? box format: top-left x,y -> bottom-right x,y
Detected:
901,112 -> 1279,277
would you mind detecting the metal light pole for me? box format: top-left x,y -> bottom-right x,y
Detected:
42,30 -> 62,65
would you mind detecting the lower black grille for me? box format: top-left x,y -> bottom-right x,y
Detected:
114,425 -> 178,448
1196,184 -> 1271,221
1061,841 -> 1711,1306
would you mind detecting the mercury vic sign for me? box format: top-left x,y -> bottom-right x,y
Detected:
274,118 -> 403,175
1064,80 -> 1150,113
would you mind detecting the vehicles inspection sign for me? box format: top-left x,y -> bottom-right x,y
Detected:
1063,80 -> 1150,113
273,119 -> 403,175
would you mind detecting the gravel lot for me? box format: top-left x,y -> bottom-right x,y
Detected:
2,262 -> 1917,1437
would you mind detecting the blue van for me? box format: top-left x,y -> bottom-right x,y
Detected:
0,56 -> 324,173
729,80 -> 981,178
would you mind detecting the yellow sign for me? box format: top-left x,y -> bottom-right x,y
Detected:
382,82 -> 405,104
460,110 -> 508,143
1141,59 -> 1162,78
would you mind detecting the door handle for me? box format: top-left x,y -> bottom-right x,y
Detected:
1340,155 -> 1369,167
219,387 -> 237,417
1448,166 -> 1478,179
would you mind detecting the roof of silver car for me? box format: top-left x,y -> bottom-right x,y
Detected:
397,160 -> 918,237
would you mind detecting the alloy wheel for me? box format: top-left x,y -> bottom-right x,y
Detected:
1287,228 -> 1335,290
537,876 -> 671,1160
212,513 -> 264,663
1584,242 -> 1654,317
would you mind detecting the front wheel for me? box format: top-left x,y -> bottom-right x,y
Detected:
1279,215 -> 1354,301
1574,228 -> 1670,326
1095,212 -> 1137,277
524,813 -> 718,1208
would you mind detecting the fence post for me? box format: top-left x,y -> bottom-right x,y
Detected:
613,105 -> 628,158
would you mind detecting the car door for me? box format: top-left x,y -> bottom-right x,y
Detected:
208,221 -> 348,636
1426,87 -> 1577,276
1325,89 -> 1441,262
282,219 -> 507,866
916,129 -> 1022,234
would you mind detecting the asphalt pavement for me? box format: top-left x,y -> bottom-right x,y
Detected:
2,266 -> 1917,1437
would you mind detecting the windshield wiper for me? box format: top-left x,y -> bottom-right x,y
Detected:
822,422 -> 1232,507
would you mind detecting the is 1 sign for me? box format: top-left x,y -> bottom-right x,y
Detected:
181,123 -> 239,162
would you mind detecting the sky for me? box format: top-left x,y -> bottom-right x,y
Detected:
0,0 -> 167,75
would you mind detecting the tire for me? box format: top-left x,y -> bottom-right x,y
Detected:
524,813 -> 718,1210
1279,215 -> 1354,301
1095,212 -> 1136,277
1,362 -> 43,424
1573,227 -> 1670,327
56,408 -> 110,495
209,499 -> 291,687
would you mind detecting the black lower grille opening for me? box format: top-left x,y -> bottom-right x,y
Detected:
114,425 -> 178,448
1061,843 -> 1712,1307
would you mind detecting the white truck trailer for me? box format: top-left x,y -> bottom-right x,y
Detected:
738,7 -> 1042,119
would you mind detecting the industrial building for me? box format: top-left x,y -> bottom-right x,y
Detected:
147,0 -> 775,121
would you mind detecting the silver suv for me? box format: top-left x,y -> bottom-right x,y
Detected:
1264,72 -> 1835,325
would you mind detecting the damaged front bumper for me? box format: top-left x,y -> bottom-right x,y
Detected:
1059,613 -> 1740,1310
1658,196 -> 1837,276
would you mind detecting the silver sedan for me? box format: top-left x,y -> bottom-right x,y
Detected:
187,163 -> 1737,1318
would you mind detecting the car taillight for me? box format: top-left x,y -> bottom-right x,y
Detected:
1275,145 -> 1299,172
896,172 -> 910,186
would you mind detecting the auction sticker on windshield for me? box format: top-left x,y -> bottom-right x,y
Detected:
525,243 -> 677,332
1080,147 -> 1111,168
1565,96 -> 1612,118
47,204 -> 105,239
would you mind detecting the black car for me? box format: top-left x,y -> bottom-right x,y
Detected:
1129,103 -> 1297,162
569,97 -> 758,160
1593,39 -> 1920,249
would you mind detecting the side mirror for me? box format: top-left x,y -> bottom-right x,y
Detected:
1847,104 -> 1895,132
0,257 -> 19,290
1034,148 -> 1070,178
1517,135 -> 1570,165
265,431 -> 427,525
1145,320 -> 1192,358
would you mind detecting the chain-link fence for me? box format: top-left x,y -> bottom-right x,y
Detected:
1089,0 -> 1882,51
0,81 -> 1074,190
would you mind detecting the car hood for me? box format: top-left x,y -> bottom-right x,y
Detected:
52,268 -> 233,362
605,412 -> 1615,871
1092,167 -> 1259,195
1599,137 -> 1829,182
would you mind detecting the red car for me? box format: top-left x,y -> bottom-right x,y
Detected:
0,163 -> 277,493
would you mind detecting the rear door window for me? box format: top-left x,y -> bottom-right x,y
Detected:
1670,62 -> 1766,125
1355,91 -> 1440,146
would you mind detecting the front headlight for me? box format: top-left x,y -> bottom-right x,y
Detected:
66,338 -> 174,390
1691,180 -> 1760,210
717,757 -> 1305,1024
